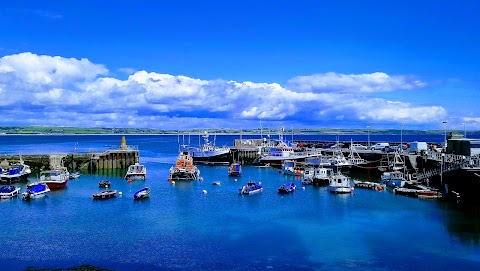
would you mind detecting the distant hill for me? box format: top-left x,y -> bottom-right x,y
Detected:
0,126 -> 478,136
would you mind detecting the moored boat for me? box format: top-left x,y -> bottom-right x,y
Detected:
190,132 -> 232,165
381,171 -> 407,188
22,183 -> 50,200
0,185 -> 21,199
312,167 -> 334,186
169,152 -> 201,180
133,187 -> 150,200
238,181 -> 263,195
98,180 -> 111,188
282,160 -> 304,176
278,182 -> 296,194
124,163 -> 147,180
212,181 -> 221,185
228,163 -> 242,177
0,160 -> 31,183
39,168 -> 69,189
69,171 -> 81,180
93,190 -> 117,200
328,174 -> 354,194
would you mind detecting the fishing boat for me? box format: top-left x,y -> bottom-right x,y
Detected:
228,163 -> 242,177
0,185 -> 21,199
169,152 -> 201,180
312,167 -> 334,186
238,181 -> 263,195
381,171 -> 407,188
278,182 -> 296,194
93,190 -> 117,200
282,160 -> 304,176
98,180 -> 111,188
328,174 -> 354,194
190,131 -> 232,165
69,171 -> 81,180
22,183 -> 50,200
39,168 -> 69,189
0,160 -> 31,183
133,187 -> 150,200
124,163 -> 147,180
302,178 -> 313,185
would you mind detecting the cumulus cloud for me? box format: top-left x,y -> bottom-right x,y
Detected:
286,72 -> 426,93
0,52 -> 446,129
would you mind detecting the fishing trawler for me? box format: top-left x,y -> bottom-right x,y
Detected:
169,152 -> 201,180
190,132 -> 232,165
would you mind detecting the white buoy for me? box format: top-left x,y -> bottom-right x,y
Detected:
118,191 -> 123,196
302,187 -> 306,190
202,189 -> 208,194
172,181 -> 176,185
234,179 -> 238,182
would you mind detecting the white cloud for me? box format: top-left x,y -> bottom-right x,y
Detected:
0,52 -> 448,129
118,67 -> 137,75
286,72 -> 426,93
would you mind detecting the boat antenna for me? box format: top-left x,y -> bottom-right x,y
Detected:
260,118 -> 263,139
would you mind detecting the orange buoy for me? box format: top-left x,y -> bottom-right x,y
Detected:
167,178 -> 172,181
128,179 -> 132,183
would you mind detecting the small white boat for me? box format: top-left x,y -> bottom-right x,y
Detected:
212,181 -> 221,186
22,183 -> 50,200
328,174 -> 354,194
69,171 -> 81,179
0,185 -> 21,199
125,163 -> 147,180
238,182 -> 263,195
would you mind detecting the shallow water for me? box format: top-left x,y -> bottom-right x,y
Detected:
1,135 -> 479,270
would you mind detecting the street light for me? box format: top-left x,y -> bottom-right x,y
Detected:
367,126 -> 370,147
442,121 -> 448,150
462,123 -> 466,139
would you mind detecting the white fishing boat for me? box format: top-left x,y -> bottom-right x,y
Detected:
124,163 -> 147,180
328,174 -> 354,194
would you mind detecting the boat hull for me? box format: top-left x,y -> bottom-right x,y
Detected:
192,151 -> 233,165
93,190 -> 117,200
0,172 -> 30,183
329,187 -> 354,194
43,180 -> 69,189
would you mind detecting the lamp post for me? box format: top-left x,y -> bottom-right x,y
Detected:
442,121 -> 447,151
440,153 -> 445,186
462,123 -> 466,139
367,126 -> 370,148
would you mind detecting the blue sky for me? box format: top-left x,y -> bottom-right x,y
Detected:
0,0 -> 479,130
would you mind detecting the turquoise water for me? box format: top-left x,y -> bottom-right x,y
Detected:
1,135 -> 479,270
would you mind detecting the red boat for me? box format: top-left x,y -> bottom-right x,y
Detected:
39,168 -> 69,189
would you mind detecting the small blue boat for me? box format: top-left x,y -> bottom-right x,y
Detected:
0,185 -> 21,199
22,183 -> 50,200
134,187 -> 151,200
228,163 -> 242,177
98,180 -> 111,188
278,182 -> 296,194
238,181 -> 263,195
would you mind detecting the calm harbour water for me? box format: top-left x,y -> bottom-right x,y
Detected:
1,134 -> 479,271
